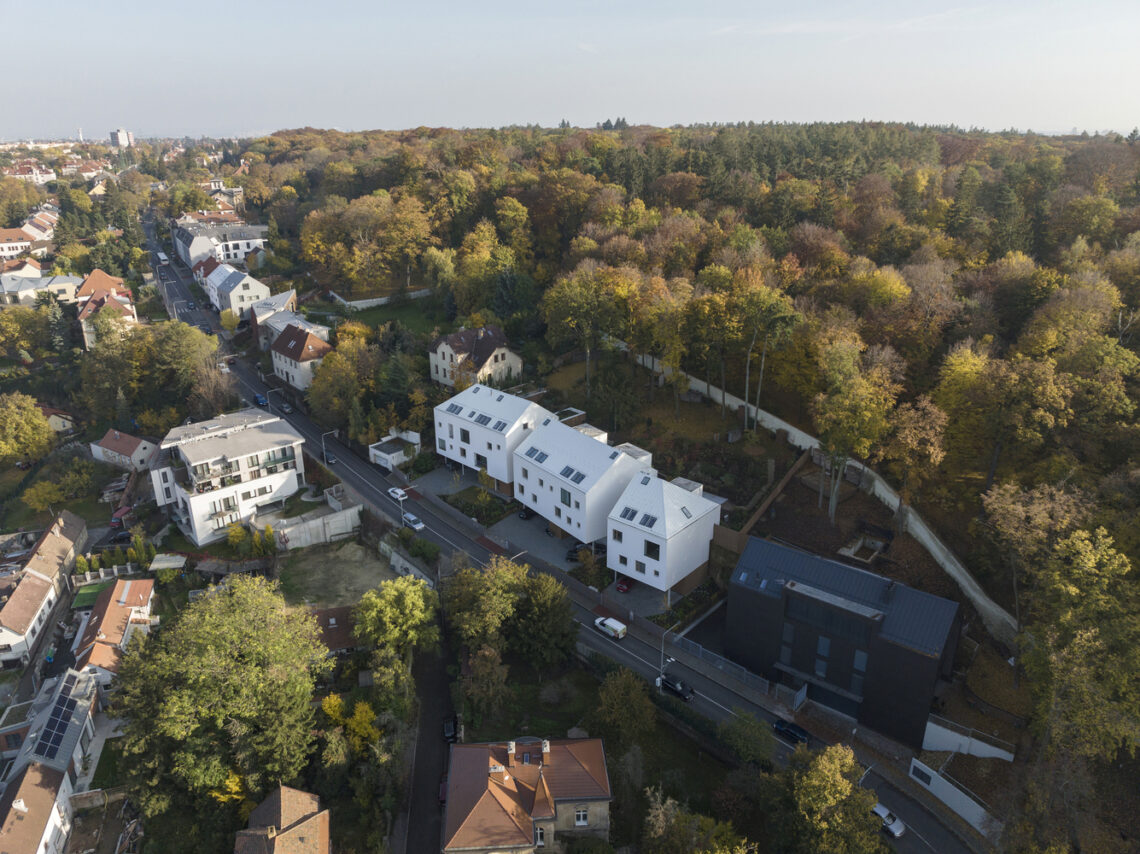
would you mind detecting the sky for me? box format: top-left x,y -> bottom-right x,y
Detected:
5,0 -> 1139,140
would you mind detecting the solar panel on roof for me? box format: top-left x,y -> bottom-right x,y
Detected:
44,745 -> 59,760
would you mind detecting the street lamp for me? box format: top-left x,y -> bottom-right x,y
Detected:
660,619 -> 682,677
265,387 -> 284,411
320,429 -> 337,464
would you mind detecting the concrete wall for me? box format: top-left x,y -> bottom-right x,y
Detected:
273,505 -> 362,550
923,716 -> 1015,761
908,758 -> 1003,839
328,287 -> 431,309
635,353 -> 1018,646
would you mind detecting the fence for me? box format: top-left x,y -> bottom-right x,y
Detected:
327,287 -> 432,310
908,758 -> 1004,839
924,714 -> 1016,761
634,352 -> 1019,647
669,632 -> 771,697
273,505 -> 362,550
73,564 -> 137,586
70,786 -> 127,810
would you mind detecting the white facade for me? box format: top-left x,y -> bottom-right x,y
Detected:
433,386 -> 553,489
150,410 -> 306,546
430,338 -> 522,388
0,275 -> 82,306
204,264 -> 270,318
173,224 -> 268,268
270,329 -> 330,391
0,229 -> 32,260
513,420 -> 653,544
606,474 -> 720,593
0,578 -> 56,669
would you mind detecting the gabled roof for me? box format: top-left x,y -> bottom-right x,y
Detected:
0,763 -> 65,854
250,289 -> 296,317
272,324 -> 331,363
609,472 -> 719,538
435,386 -> 552,434
0,227 -> 32,246
0,257 -> 40,275
76,268 -> 127,299
444,738 -> 611,851
732,538 -> 960,658
37,403 -> 72,420
94,428 -> 145,457
77,289 -> 134,322
216,269 -> 250,297
75,578 -> 154,675
234,785 -> 329,854
517,419 -> 649,494
431,325 -> 511,370
0,574 -> 52,635
194,257 -> 223,279
23,511 -> 85,584
311,606 -> 355,653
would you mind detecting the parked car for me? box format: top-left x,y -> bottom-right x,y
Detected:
279,403 -> 293,414
109,530 -> 133,544
871,803 -> 907,838
187,301 -> 196,311
402,512 -> 425,531
323,451 -> 337,465
772,718 -> 811,745
254,393 -> 268,406
442,716 -> 458,742
387,487 -> 407,502
657,673 -> 695,702
593,616 -> 627,640
518,506 -> 537,520
615,576 -> 632,593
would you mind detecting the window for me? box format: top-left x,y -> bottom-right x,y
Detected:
535,826 -> 545,846
653,569 -> 660,576
164,487 -> 171,500
613,529 -> 623,543
635,560 -> 646,574
161,470 -> 168,483
619,556 -> 627,566
4,733 -> 21,749
817,636 -> 830,658
535,451 -> 548,463
518,485 -> 525,495
780,643 -> 792,665
460,428 -> 470,444
853,650 -> 868,672
522,467 -> 528,479
575,808 -> 588,827
555,507 -> 561,518
560,488 -> 571,507
560,465 -> 575,477
574,500 -> 580,509
438,439 -> 446,451
680,506 -> 692,519
644,541 -> 660,561
538,478 -> 544,488
815,658 -> 828,678
619,506 -> 637,521
460,448 -> 467,458
487,442 -> 493,450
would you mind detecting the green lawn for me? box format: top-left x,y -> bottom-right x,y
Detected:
72,580 -> 115,609
90,738 -> 125,790
307,299 -> 450,336
1,493 -> 109,533
161,528 -> 244,560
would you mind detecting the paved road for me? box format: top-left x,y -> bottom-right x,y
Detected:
142,216 -> 218,332
220,357 -> 973,854
404,636 -> 455,854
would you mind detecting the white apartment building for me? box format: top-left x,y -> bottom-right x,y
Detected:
433,386 -> 554,491
172,223 -> 268,268
607,474 -> 721,598
150,410 -> 306,546
204,264 -> 271,318
0,228 -> 32,260
513,420 -> 653,544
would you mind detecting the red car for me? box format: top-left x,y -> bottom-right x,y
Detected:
616,576 -> 632,593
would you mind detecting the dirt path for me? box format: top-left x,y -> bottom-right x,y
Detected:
278,541 -> 398,607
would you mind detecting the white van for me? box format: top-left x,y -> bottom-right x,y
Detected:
593,616 -> 627,641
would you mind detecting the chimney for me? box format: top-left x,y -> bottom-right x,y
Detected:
477,328 -> 484,340
489,763 -> 507,784
542,739 -> 551,763
12,798 -> 28,814
506,740 -> 516,767
265,826 -> 276,838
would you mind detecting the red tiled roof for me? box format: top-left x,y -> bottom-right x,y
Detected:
77,269 -> 127,299
77,290 -> 134,323
234,786 -> 329,854
0,257 -> 40,274
94,428 -> 144,457
311,606 -> 355,653
272,324 -> 331,363
0,763 -> 66,854
75,578 -> 154,675
0,227 -> 32,245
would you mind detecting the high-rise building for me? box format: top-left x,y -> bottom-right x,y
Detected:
109,128 -> 133,148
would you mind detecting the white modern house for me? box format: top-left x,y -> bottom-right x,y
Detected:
606,474 -> 721,598
203,264 -> 270,318
271,324 -> 332,391
368,429 -> 421,472
433,386 -> 554,491
513,420 -> 653,544
150,410 -> 306,546
0,275 -> 82,307
172,222 -> 268,268
429,325 -> 522,388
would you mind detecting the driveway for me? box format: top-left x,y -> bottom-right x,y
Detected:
404,630 -> 454,854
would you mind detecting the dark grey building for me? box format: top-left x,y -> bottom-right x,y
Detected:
725,538 -> 960,749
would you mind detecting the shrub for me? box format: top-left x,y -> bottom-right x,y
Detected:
74,554 -> 89,574
408,538 -> 441,564
411,452 -> 437,474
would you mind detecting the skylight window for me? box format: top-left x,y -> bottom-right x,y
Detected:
446,403 -> 463,414
609,450 -> 619,459
535,452 -> 548,463
639,513 -> 658,529
619,506 -> 637,521
475,414 -> 492,426
560,465 -> 575,478
680,506 -> 692,519
525,446 -> 539,458
571,472 -> 586,484
640,476 -> 651,485
492,420 -> 508,432
497,394 -> 504,401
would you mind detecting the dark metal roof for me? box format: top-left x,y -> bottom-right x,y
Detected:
731,537 -> 958,658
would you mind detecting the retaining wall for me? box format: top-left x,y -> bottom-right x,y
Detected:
909,758 -> 1003,840
327,287 -> 431,310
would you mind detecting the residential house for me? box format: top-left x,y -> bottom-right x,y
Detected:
248,290 -> 301,348
37,405 -> 76,434
0,257 -> 41,277
77,288 -> 137,348
74,578 -> 155,689
513,420 -> 652,544
260,310 -> 329,353
76,269 -> 130,302
0,164 -> 56,184
233,785 -> 330,854
430,325 -> 522,388
311,606 -> 358,656
192,255 -> 222,285
0,512 -> 87,669
174,210 -> 244,227
367,429 -> 421,472
0,228 -> 32,260
0,669 -> 99,854
172,222 -> 266,268
203,264 -> 270,319
90,429 -> 155,471
606,474 -> 721,598
0,275 -> 82,307
724,537 -> 962,749
21,208 -> 59,242
433,386 -> 554,491
443,737 -> 612,854
149,409 -> 306,546
271,324 -> 332,391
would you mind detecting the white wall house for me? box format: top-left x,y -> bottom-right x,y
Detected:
433,386 -> 553,491
513,420 -> 653,545
172,223 -> 268,268
0,575 -> 57,669
150,409 -> 306,546
0,275 -> 82,307
203,264 -> 270,318
271,324 -> 332,391
606,474 -> 720,596
0,228 -> 32,260
90,429 -> 155,471
429,326 -> 522,388
368,429 -> 421,471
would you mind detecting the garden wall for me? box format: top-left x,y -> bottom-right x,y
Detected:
327,287 -> 431,310
908,758 -> 1004,840
635,354 -> 1018,646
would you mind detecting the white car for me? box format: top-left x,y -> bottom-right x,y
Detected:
387,487 -> 407,502
872,803 -> 906,838
402,512 -> 425,531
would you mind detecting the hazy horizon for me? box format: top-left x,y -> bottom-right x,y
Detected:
7,0 -> 1137,141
